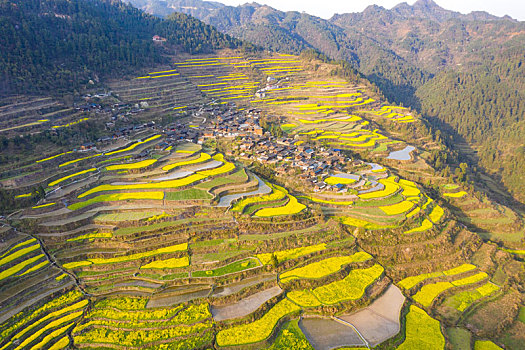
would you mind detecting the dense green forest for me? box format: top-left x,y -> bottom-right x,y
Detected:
0,0 -> 249,95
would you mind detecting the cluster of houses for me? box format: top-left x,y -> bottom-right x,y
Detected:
199,108 -> 264,141
200,106 -> 362,192
236,135 -> 356,191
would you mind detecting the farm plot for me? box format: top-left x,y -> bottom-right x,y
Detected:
299,318 -> 366,349
0,290 -> 87,350
0,97 -> 89,137
412,272 -> 488,307
162,152 -> 211,171
211,286 -> 283,321
404,219 -> 434,234
77,174 -> 207,198
444,191 -> 468,198
48,168 -> 97,187
254,193 -> 306,217
0,237 -> 49,282
339,284 -> 406,347
279,252 -> 372,283
76,153 -> 234,199
73,298 -> 213,349
69,191 -> 165,210
397,306 -> 445,349
106,159 -> 157,171
231,183 -> 287,213
365,105 -> 415,124
475,340 -> 503,350
358,176 -> 400,200
110,70 -> 204,114
192,257 -> 260,278
268,319 -> 314,350
62,243 -> 188,269
257,243 -> 327,265
104,135 -> 162,157
287,264 -> 384,307
442,282 -> 500,312
216,298 -> 301,347
398,263 -> 477,289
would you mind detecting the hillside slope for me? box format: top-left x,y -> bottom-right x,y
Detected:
0,0 -> 248,95
125,0 -> 525,203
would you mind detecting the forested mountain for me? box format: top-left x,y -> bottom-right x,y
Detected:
0,0 -> 249,95
125,0 -> 525,203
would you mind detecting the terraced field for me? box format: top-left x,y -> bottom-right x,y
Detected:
0,51 -> 522,350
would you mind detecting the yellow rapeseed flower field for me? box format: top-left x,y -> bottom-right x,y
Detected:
404,219 -> 433,234
63,243 -> 188,269
451,272 -> 488,286
413,272 -> 487,307
106,159 -> 157,171
59,154 -> 102,167
231,184 -> 287,212
286,290 -> 322,307
358,176 -> 400,199
398,263 -> 477,289
254,195 -> 306,217
0,243 -> 39,268
197,161 -> 235,177
49,168 -> 97,187
280,252 -> 372,283
105,135 -> 161,156
32,202 -> 55,209
0,254 -> 45,281
413,281 -> 454,307
444,191 -> 468,198
324,176 -> 356,185
380,200 -> 414,216
313,264 -> 384,304
78,174 -> 206,198
13,310 -> 83,350
474,341 -> 503,350
429,205 -> 445,223
141,256 -> 190,269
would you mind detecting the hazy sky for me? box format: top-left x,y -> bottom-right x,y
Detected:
217,0 -> 525,21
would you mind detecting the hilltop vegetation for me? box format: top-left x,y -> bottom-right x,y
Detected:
0,0 -> 251,95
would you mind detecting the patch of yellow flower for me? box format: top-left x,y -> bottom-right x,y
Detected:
63,243 -> 188,269
106,159 -> 157,171
254,194 -> 306,217
49,168 -> 97,187
280,252 -> 372,283
257,243 -> 327,265
141,256 -> 190,269
216,299 -> 301,347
